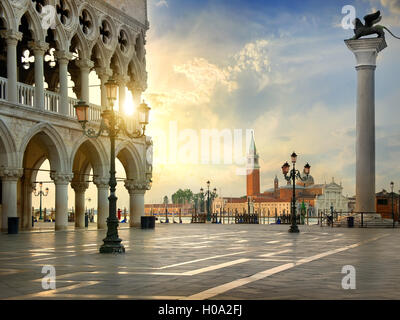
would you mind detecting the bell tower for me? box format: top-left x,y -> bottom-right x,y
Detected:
274,175 -> 279,198
246,132 -> 260,197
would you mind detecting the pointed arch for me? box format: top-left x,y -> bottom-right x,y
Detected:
0,0 -> 17,31
0,118 -> 18,168
70,30 -> 90,60
19,122 -> 69,173
19,4 -> 46,42
70,136 -> 109,179
110,49 -> 128,77
115,140 -> 143,181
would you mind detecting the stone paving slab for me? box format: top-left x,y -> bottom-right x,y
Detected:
0,224 -> 399,300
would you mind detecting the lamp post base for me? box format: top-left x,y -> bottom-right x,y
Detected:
288,225 -> 300,233
99,218 -> 125,254
99,240 -> 125,254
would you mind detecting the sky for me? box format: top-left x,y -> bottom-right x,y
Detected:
143,0 -> 400,203
34,0 -> 400,210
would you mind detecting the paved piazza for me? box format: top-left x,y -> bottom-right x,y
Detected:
0,224 -> 399,300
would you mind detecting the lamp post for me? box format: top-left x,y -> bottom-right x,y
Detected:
390,181 -> 394,228
33,182 -> 49,220
200,181 -> 217,222
282,152 -> 311,233
74,79 -> 150,254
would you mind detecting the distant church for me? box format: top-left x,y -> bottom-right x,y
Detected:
214,133 -> 349,216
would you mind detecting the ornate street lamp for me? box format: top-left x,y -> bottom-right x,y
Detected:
390,181 -> 395,228
33,182 -> 49,220
282,152 -> 311,233
200,182 -> 217,222
74,79 -> 150,254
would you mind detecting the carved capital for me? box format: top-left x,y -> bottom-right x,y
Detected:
96,67 -> 113,81
71,182 -> 89,193
93,177 -> 109,189
28,41 -> 49,56
55,50 -> 74,64
50,172 -> 73,185
115,74 -> 130,86
124,179 -> 151,194
76,58 -> 94,71
0,167 -> 23,181
0,30 -> 23,45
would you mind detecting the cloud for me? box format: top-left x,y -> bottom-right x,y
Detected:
173,57 -> 238,102
381,0 -> 400,13
155,0 -> 168,8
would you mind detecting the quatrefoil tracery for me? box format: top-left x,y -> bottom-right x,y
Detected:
56,0 -> 70,25
118,30 -> 128,53
79,10 -> 92,35
100,20 -> 112,45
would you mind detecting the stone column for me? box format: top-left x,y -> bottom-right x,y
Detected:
51,173 -> 72,231
0,31 -> 23,103
94,178 -> 109,229
29,41 -> 49,110
71,182 -> 88,229
96,68 -> 112,110
56,51 -> 73,116
76,59 -> 94,103
345,38 -> 387,215
0,168 -> 22,232
21,177 -> 35,230
125,180 -> 147,227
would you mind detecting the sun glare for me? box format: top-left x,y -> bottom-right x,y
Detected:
124,90 -> 135,116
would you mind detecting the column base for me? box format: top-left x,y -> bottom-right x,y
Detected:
55,225 -> 68,231
129,223 -> 141,228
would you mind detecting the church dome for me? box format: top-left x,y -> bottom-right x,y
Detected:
296,173 -> 314,187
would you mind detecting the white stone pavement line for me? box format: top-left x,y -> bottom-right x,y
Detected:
0,253 -> 52,260
182,234 -> 389,300
0,269 -> 28,276
326,239 -> 341,243
279,243 -> 293,247
5,281 -> 101,300
180,241 -> 213,246
265,240 -> 280,244
34,259 -> 252,281
258,249 -> 292,258
152,231 -> 247,242
158,251 -> 248,270
182,259 -> 251,276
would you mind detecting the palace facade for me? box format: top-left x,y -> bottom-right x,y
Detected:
0,0 -> 152,232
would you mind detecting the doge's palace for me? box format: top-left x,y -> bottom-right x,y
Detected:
0,0 -> 152,232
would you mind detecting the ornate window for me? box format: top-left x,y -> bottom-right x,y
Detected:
56,0 -> 70,25
100,20 -> 112,45
79,9 -> 92,35
118,30 -> 128,53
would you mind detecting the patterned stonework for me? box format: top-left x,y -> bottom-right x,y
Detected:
107,0 -> 147,25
